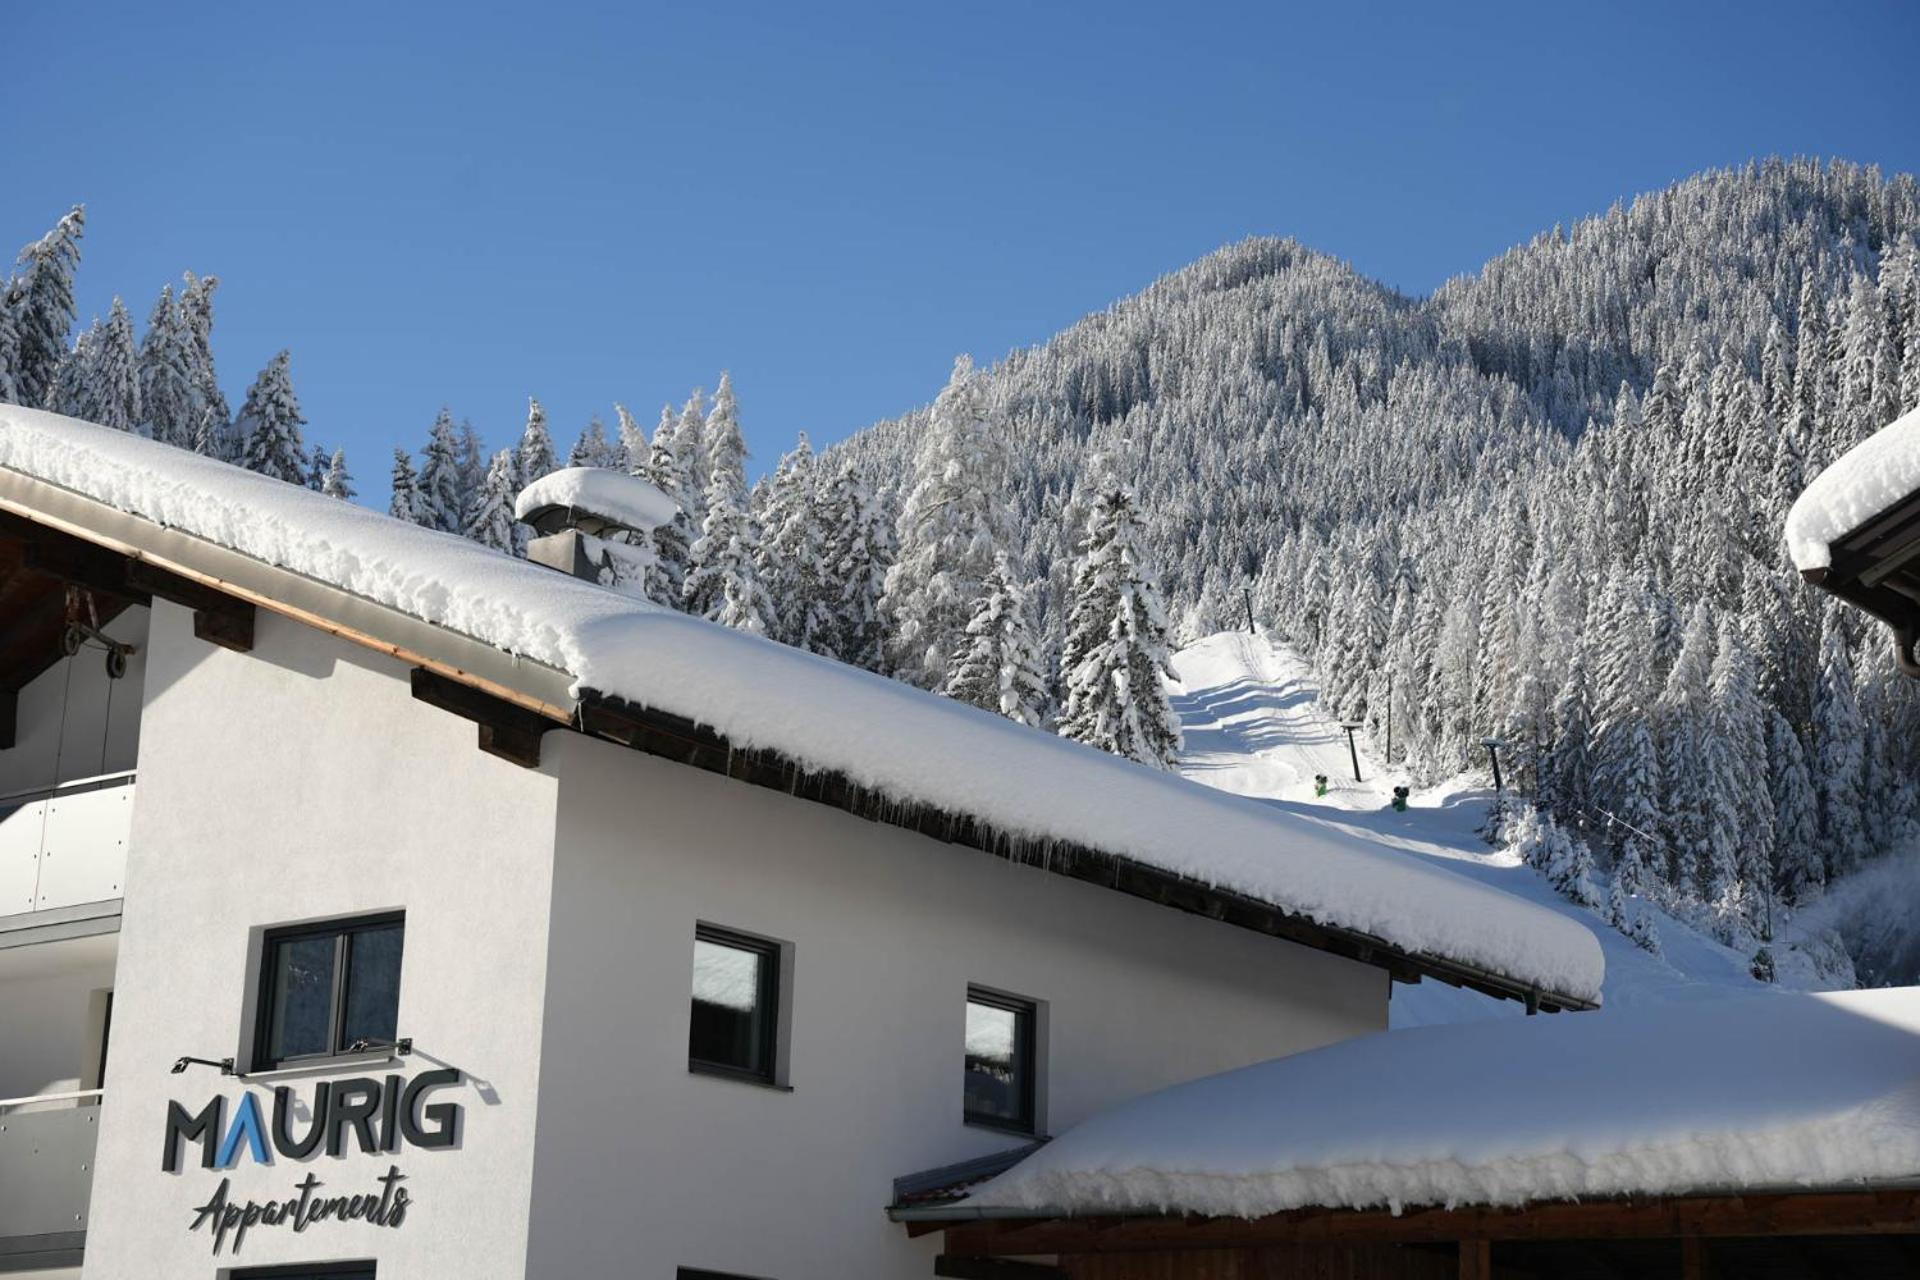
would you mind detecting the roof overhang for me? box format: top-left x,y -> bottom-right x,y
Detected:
0,463 -> 1596,1013
898,1184 -> 1920,1252
1800,487 -> 1920,677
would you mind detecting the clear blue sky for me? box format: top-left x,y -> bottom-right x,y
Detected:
7,1 -> 1917,495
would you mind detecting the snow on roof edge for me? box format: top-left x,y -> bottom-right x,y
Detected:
961,986 -> 1920,1219
0,409 -> 1604,1003
1786,403 -> 1920,573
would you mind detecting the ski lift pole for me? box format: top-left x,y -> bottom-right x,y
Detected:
1243,587 -> 1256,635
1340,722 -> 1363,783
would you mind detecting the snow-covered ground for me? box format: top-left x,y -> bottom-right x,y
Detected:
1170,631 -> 1829,1028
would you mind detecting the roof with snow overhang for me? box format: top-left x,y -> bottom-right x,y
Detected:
927,987 -> 1920,1222
0,408 -> 1604,1008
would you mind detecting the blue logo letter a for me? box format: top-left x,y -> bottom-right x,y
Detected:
215,1093 -> 270,1167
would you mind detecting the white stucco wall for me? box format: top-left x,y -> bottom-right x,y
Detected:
0,608 -> 146,800
80,603 -> 562,1279
525,732 -> 1387,1280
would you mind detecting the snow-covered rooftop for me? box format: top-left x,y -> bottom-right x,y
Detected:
1786,403 -> 1920,573
961,987 -> 1920,1219
0,409 -> 1603,1004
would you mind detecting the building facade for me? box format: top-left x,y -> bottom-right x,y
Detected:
0,410 -> 1599,1279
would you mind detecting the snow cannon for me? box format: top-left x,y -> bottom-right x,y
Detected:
1391,785 -> 1409,813
515,467 -> 680,595
1314,774 -> 1328,798
1786,404 -> 1920,678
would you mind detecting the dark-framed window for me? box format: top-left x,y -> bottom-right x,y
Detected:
254,913 -> 405,1071
965,986 -> 1037,1134
688,923 -> 780,1084
231,1264 -> 375,1279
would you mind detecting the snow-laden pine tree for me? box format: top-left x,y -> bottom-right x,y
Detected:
1768,710 -> 1821,903
673,390 -> 710,529
818,458 -> 893,672
139,285 -> 196,447
756,435 -> 836,652
49,321 -> 97,421
1057,479 -> 1181,769
177,272 -> 232,460
85,298 -> 141,433
1703,627 -> 1772,931
321,448 -> 354,500
615,404 -> 648,475
944,552 -> 1050,728
0,206 -> 83,407
390,450 -> 426,523
516,398 -> 558,490
569,415 -> 619,469
464,451 -> 520,553
638,404 -> 694,608
883,356 -> 1017,688
1653,601 -> 1716,892
235,351 -> 307,483
683,377 -> 772,633
1812,608 -> 1870,881
417,409 -> 465,533
306,443 -> 330,491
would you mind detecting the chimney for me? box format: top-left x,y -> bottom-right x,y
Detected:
513,468 -> 680,594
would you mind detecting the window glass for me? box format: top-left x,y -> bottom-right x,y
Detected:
689,929 -> 776,1079
343,922 -> 405,1047
256,915 -> 404,1069
965,991 -> 1034,1131
267,933 -> 337,1062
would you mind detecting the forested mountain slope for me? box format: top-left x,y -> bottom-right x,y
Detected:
837,158 -> 1920,983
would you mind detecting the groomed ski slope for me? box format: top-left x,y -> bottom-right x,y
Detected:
1170,631 -> 1798,1028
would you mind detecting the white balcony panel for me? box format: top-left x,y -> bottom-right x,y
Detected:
37,784 -> 132,911
0,798 -> 48,915
0,775 -> 133,921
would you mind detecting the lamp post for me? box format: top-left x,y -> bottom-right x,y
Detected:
1339,722 -> 1364,783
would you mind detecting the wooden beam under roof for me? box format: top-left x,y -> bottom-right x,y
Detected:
929,1189 -> 1920,1258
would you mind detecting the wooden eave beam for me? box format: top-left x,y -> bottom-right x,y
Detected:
934,1189 -> 1920,1257
410,667 -> 559,769
0,509 -> 254,652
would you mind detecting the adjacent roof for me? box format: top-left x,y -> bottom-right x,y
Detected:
944,987 -> 1920,1221
1786,403 -> 1920,575
0,408 -> 1604,1007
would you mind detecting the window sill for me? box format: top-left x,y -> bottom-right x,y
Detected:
965,1115 -> 1041,1139
688,1062 -> 792,1093
242,1049 -> 402,1081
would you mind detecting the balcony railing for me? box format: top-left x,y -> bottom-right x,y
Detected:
0,772 -> 134,918
0,1091 -> 100,1244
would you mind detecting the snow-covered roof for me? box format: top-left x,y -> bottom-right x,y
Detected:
1786,403 -> 1920,573
959,987 -> 1920,1219
513,465 -> 679,535
0,409 -> 1603,1005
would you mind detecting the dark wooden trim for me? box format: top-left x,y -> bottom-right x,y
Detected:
935,1189 -> 1920,1256
410,667 -> 552,768
126,560 -> 254,652
572,688 -> 1590,1012
1458,1238 -> 1491,1280
936,1257 -> 1068,1279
